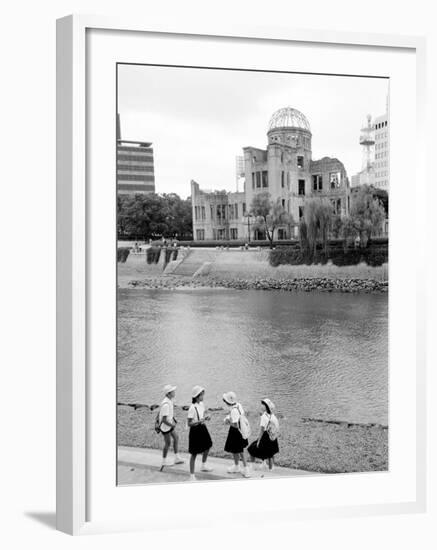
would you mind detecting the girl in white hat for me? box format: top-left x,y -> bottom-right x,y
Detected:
158,384 -> 185,467
222,391 -> 251,478
247,398 -> 279,471
187,386 -> 213,481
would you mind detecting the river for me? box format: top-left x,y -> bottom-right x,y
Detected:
117,288 -> 388,425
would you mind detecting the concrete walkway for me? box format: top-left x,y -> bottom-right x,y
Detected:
118,446 -> 311,485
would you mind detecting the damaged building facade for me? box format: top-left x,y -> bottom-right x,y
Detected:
191,107 -> 350,241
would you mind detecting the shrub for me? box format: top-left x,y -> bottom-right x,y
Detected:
312,250 -> 329,265
163,247 -> 173,266
269,242 -> 388,267
269,247 -> 304,267
177,239 -> 300,248
368,237 -> 388,246
330,249 -> 362,266
146,246 -> 161,264
362,247 -> 388,267
117,247 -> 130,263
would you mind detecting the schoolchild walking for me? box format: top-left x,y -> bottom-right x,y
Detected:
222,391 -> 251,478
156,384 -> 185,468
247,398 -> 279,471
187,385 -> 213,481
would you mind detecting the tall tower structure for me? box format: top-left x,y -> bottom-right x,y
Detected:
359,114 -> 375,171
235,155 -> 245,192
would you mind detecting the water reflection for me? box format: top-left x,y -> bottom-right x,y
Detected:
118,289 -> 388,425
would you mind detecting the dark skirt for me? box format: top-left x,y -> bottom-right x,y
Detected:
189,423 -> 212,455
224,426 -> 248,454
247,431 -> 279,460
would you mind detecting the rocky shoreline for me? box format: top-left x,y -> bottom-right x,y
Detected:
117,401 -> 388,430
127,275 -> 388,293
117,405 -> 388,473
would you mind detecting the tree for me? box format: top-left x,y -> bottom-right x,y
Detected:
250,192 -> 293,248
164,194 -> 193,239
303,198 -> 333,257
372,187 -> 388,216
349,185 -> 386,246
339,216 -> 358,251
117,192 -> 193,240
330,215 -> 343,239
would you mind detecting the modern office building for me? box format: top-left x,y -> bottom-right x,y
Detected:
374,113 -> 389,190
116,114 -> 155,195
192,107 -> 350,241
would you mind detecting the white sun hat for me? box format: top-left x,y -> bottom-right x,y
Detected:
261,398 -> 275,413
191,385 -> 205,399
222,391 -> 237,406
163,384 -> 177,395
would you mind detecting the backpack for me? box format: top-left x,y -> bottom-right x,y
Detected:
236,404 -> 251,440
266,414 -> 279,441
154,408 -> 162,434
154,401 -> 172,434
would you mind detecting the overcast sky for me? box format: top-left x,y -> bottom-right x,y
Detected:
118,64 -> 388,199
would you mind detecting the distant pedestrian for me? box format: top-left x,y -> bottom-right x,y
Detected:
157,385 -> 185,468
222,391 -> 251,478
187,386 -> 213,481
247,398 -> 279,471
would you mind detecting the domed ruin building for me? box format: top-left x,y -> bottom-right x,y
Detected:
191,107 -> 350,241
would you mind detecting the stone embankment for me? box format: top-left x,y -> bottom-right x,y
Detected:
301,417 -> 388,429
128,275 -> 388,293
117,402 -> 227,412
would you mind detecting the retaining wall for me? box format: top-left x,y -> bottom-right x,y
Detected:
193,249 -> 388,281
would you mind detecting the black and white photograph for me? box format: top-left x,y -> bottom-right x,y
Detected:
116,63 -> 389,485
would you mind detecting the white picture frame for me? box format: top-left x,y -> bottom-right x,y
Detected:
56,14 -> 427,535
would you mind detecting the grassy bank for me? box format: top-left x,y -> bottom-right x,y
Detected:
118,406 -> 388,473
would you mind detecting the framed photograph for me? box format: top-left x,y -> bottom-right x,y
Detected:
56,15 -> 427,535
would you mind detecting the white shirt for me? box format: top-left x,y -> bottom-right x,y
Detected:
159,396 -> 174,433
260,412 -> 279,430
187,402 -> 205,423
229,403 -> 244,424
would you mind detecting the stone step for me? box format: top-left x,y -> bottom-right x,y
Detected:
173,264 -> 204,276
171,249 -> 219,276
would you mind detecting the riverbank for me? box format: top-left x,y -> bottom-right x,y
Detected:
118,247 -> 388,292
117,405 -> 388,473
126,274 -> 388,293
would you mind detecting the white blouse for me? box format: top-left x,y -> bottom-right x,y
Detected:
187,402 -> 205,422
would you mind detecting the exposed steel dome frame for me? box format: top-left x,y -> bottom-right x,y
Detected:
268,107 -> 311,132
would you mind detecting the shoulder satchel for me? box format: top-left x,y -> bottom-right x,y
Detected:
154,404 -> 164,434
237,404 -> 251,439
266,414 -> 279,441
154,401 -> 174,434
